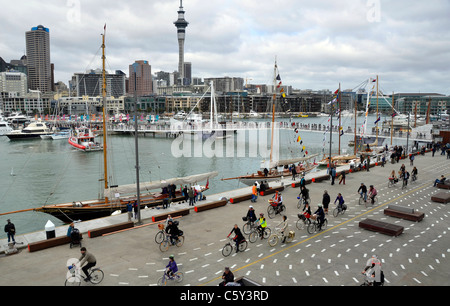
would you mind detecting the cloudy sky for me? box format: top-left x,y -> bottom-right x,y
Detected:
1,0 -> 449,94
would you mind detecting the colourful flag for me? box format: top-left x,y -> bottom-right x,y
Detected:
374,116 -> 380,124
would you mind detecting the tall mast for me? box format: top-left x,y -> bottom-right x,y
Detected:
270,58 -> 277,163
376,75 -> 379,142
391,92 -> 394,146
101,26 -> 108,203
338,83 -> 341,155
354,93 -> 357,155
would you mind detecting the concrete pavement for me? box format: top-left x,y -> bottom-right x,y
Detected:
0,152 -> 449,286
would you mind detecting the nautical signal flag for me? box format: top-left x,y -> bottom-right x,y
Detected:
374,116 -> 381,124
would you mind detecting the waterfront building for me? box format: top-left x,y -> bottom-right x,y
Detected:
0,71 -> 28,97
57,96 -> 125,115
25,25 -> 52,93
203,77 -> 244,93
71,69 -> 126,97
123,95 -> 165,113
129,60 -> 153,96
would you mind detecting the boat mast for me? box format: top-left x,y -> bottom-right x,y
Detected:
354,93 -> 357,155
376,75 -> 379,143
270,58 -> 277,163
101,26 -> 109,203
391,92 -> 394,146
338,83 -> 341,155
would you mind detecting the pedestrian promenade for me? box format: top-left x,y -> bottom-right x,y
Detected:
0,151 -> 449,286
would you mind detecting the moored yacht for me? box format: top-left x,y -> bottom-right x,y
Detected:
6,120 -> 51,140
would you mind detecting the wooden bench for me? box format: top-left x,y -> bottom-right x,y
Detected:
28,233 -> 83,252
259,186 -> 284,196
229,194 -> 253,204
234,276 -> 263,286
291,179 -> 312,188
431,192 -> 450,204
359,218 -> 404,236
384,204 -> 424,222
313,174 -> 330,183
194,200 -> 227,212
152,208 -> 190,222
436,182 -> 450,190
88,221 -> 134,238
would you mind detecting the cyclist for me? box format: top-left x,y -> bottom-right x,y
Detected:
402,170 -> 410,187
78,247 -> 97,282
358,183 -> 367,202
165,255 -> 178,277
257,213 -> 267,239
389,170 -> 398,183
300,186 -> 310,208
362,255 -> 383,286
411,167 -> 418,181
246,205 -> 257,224
165,219 -> 180,245
276,215 -> 288,243
334,193 -> 345,211
227,224 -> 245,253
272,191 -> 283,208
313,204 -> 325,230
368,185 -> 377,204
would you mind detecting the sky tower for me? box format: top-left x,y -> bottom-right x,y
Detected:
174,0 -> 189,85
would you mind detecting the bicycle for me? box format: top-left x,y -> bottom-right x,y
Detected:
307,216 -> 328,234
267,200 -> 286,219
411,174 -> 417,183
159,232 -> 184,252
296,212 -> 311,230
402,179 -> 408,190
297,196 -> 310,209
157,269 -> 184,286
242,217 -> 257,235
65,264 -> 104,286
155,223 -> 167,244
388,178 -> 398,188
248,226 -> 272,243
222,236 -> 248,257
268,227 -> 295,247
359,193 -> 378,208
332,204 -> 347,217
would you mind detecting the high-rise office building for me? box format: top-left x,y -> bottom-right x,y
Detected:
25,25 -> 52,93
129,60 -> 152,96
174,0 -> 189,85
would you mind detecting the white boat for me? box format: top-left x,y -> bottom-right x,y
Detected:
174,111 -> 187,120
51,130 -> 70,140
249,110 -> 261,118
0,120 -> 13,136
6,120 -> 51,140
68,126 -> 103,152
6,112 -> 30,125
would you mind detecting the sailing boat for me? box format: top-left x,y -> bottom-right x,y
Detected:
0,27 -> 217,224
222,59 -> 318,185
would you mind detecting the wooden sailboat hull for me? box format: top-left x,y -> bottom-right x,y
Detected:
237,164 -> 317,186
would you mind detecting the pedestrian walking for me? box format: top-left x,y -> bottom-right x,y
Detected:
330,166 -> 336,185
133,201 -> 139,220
188,187 -> 195,206
339,171 -> 346,185
4,219 -> 16,244
409,154 -> 414,166
251,183 -> 258,203
127,202 -> 133,221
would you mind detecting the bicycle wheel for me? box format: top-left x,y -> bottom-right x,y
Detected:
89,269 -> 104,284
280,205 -> 286,214
155,231 -> 165,244
307,222 -> 316,234
267,206 -> 276,219
296,218 -> 307,230
222,243 -> 233,257
65,275 -> 81,286
159,240 -> 169,252
297,198 -> 302,209
238,240 -> 248,252
157,275 -> 167,286
359,196 -> 364,205
285,232 -> 294,243
176,236 -> 184,247
243,222 -> 252,235
267,234 -> 278,247
249,230 -> 258,243
388,180 -> 394,188
322,219 -> 328,230
174,272 -> 184,283
263,227 -> 271,239
333,207 -> 339,217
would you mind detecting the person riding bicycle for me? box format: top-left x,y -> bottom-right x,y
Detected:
402,170 -> 410,186
313,204 -> 325,230
246,205 -> 257,224
300,186 -> 310,207
165,220 -> 181,245
358,183 -> 367,202
368,185 -> 377,204
227,224 -> 245,253
362,255 -> 383,286
166,255 -> 178,277
411,167 -> 418,181
276,215 -> 289,243
271,191 -> 283,211
257,213 -> 267,239
78,247 -> 97,282
334,193 -> 345,211
389,170 -> 398,183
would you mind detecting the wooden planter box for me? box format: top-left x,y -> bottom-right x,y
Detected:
194,200 -> 227,212
28,233 -> 83,253
88,221 -> 134,238
359,218 -> 404,237
383,205 -> 424,222
152,208 -> 190,222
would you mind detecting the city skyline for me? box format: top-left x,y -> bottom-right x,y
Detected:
1,0 -> 449,94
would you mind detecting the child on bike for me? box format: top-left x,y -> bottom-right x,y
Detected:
166,255 -> 178,277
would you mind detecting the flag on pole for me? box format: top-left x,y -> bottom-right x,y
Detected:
374,116 -> 380,124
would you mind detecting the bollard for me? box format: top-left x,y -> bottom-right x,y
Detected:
45,220 -> 56,239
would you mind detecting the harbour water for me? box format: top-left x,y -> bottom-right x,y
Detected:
0,115 -> 407,234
